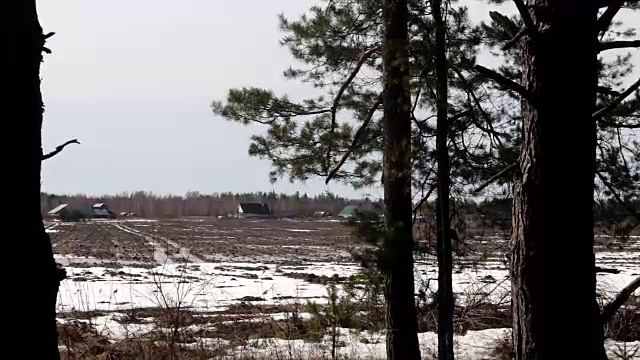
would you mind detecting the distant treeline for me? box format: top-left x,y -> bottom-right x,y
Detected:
40,191 -> 638,222
40,191 -> 382,219
448,198 -> 639,225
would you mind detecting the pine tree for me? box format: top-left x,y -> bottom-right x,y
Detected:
212,1 -> 489,358
380,0 -> 422,357
430,0 -> 455,358
476,1 -> 640,358
212,0 -> 639,358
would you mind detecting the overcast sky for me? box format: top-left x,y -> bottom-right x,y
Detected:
37,1 -> 637,198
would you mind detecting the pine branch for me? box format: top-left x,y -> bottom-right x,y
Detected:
326,46 -> 381,171
474,65 -> 535,103
502,27 -> 528,51
601,275 -> 640,323
597,0 -> 624,33
453,67 -> 508,143
41,139 -> 80,161
412,182 -> 437,213
596,171 -> 640,221
596,86 -> 621,97
592,76 -> 640,120
512,0 -> 535,32
599,39 -> 640,52
325,94 -> 383,184
472,163 -> 518,194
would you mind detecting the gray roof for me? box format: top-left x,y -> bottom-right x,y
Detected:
238,202 -> 271,215
338,205 -> 359,217
48,204 -> 69,215
94,208 -> 111,217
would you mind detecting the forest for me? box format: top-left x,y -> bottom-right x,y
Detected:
41,191 -> 638,226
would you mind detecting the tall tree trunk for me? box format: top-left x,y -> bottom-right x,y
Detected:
382,0 -> 421,359
511,1 -> 606,359
431,0 -> 454,358
3,2 -> 64,359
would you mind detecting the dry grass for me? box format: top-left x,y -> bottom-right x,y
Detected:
606,295 -> 640,342
488,334 -> 513,360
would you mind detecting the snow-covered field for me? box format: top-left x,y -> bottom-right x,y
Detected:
50,219 -> 640,359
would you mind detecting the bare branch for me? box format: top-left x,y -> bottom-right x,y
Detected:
474,65 -> 535,104
601,275 -> 640,323
472,163 -> 518,194
41,32 -> 55,55
326,46 -> 381,171
42,139 -> 80,161
599,39 -> 640,52
597,0 -> 639,7
595,266 -> 621,274
448,109 -> 472,123
596,86 -> 621,97
597,0 -> 624,33
592,76 -> 640,120
413,182 -> 437,214
596,171 -> 640,221
453,67 -> 507,144
325,94 -> 383,184
599,120 -> 640,129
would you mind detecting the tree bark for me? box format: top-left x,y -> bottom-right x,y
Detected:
3,1 -> 64,359
431,0 -> 454,358
511,1 -> 607,359
382,0 -> 421,359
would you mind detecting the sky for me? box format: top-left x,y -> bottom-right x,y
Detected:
37,1 -> 638,199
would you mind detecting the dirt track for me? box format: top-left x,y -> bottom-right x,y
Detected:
47,218 -> 640,268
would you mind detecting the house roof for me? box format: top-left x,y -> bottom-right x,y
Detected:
93,208 -> 111,217
338,205 -> 360,217
238,202 -> 271,215
48,204 -> 69,215
92,203 -> 106,208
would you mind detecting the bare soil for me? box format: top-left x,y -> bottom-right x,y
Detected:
49,219 -> 361,265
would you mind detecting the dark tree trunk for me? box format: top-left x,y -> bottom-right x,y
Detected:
511,1 -> 607,359
3,2 -> 64,359
381,0 -> 421,359
431,0 -> 454,358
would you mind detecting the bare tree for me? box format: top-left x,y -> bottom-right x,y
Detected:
4,1 -> 65,358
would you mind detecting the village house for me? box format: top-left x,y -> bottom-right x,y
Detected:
236,202 -> 272,218
338,204 -> 383,219
92,203 -> 115,219
338,205 -> 360,218
313,211 -> 331,217
46,203 -> 116,221
46,204 -> 71,220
